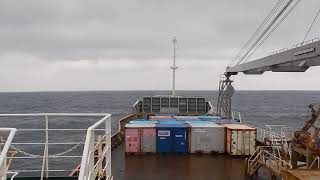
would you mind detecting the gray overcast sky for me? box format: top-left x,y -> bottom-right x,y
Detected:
0,0 -> 320,91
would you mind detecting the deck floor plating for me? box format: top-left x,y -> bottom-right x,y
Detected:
112,145 -> 273,180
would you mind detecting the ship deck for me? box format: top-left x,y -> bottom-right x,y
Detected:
111,144 -> 271,180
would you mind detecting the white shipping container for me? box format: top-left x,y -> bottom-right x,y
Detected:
188,121 -> 225,153
223,124 -> 256,156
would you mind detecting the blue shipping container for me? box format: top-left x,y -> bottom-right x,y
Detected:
156,123 -> 188,153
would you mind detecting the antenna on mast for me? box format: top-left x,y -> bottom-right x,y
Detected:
171,37 -> 178,97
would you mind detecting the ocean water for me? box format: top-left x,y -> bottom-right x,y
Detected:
0,90 -> 319,178
0,90 -> 319,129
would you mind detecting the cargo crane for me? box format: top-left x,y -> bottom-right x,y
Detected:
216,0 -> 320,118
216,0 -> 320,179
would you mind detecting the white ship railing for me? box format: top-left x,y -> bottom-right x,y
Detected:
6,172 -> 18,180
309,156 -> 320,169
0,113 -> 112,180
270,37 -> 320,55
0,128 -> 17,180
78,114 -> 112,180
231,111 -> 242,123
256,125 -> 293,143
253,124 -> 294,166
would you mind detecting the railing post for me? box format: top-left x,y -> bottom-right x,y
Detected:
0,159 -> 6,180
88,131 -> 95,180
105,116 -> 111,179
97,136 -> 103,177
0,129 -> 16,180
41,115 -> 49,180
45,115 -> 49,178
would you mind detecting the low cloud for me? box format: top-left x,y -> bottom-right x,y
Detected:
0,0 -> 320,91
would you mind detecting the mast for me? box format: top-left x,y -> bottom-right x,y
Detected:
171,37 -> 178,96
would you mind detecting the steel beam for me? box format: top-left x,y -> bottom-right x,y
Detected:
226,38 -> 320,74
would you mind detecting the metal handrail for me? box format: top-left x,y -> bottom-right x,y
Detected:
256,127 -> 282,142
309,156 -> 320,169
78,114 -> 112,180
247,148 -> 292,175
0,128 -> 17,180
270,37 -> 320,55
247,146 -> 264,174
263,125 -> 292,159
263,150 -> 292,167
231,111 -> 241,123
256,125 -> 294,142
248,146 -> 265,163
0,113 -> 111,179
6,172 -> 18,180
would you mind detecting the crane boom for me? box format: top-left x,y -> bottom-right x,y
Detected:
226,39 -> 320,75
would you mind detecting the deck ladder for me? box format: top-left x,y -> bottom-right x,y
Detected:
246,146 -> 293,176
247,125 -> 294,177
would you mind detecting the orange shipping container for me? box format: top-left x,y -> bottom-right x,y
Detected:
222,124 -> 256,156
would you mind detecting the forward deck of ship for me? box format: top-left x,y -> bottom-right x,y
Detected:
111,144 -> 272,180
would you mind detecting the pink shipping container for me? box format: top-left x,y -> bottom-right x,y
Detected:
125,123 -> 157,153
125,127 -> 140,153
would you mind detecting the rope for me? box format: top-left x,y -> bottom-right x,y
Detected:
0,136 -> 85,158
302,8 -> 320,43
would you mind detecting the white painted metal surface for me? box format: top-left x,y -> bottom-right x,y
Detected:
231,111 -> 242,123
188,123 -> 225,153
0,128 -> 17,180
310,156 -> 320,169
78,114 -> 112,180
6,172 -> 18,180
0,113 -> 112,179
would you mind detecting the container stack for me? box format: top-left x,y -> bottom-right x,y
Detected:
187,121 -> 225,154
125,116 -> 255,156
223,124 -> 256,156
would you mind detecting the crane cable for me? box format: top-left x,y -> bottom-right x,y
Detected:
302,7 -> 320,43
231,0 -> 294,66
235,0 -> 295,66
230,0 -> 285,66
244,0 -> 302,63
